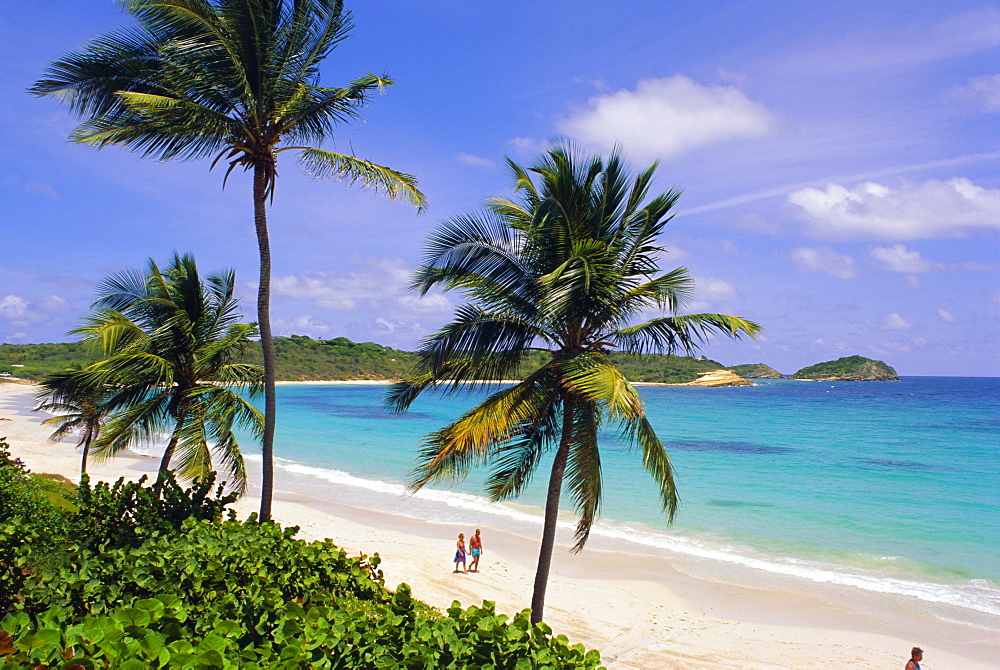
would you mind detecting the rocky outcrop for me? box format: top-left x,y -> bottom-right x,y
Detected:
791,356 -> 898,381
727,363 -> 784,379
675,369 -> 753,387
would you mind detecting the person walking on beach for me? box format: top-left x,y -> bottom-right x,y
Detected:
469,529 -> 483,572
905,646 -> 923,670
454,533 -> 467,574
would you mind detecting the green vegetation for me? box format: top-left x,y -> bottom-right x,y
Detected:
389,145 -> 759,624
791,355 -> 899,381
0,449 -> 602,668
0,343 -> 93,381
4,338 -> 738,385
244,335 -> 420,380
727,363 -> 784,379
613,354 -> 727,383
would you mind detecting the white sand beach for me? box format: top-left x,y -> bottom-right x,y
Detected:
2,380 -> 997,669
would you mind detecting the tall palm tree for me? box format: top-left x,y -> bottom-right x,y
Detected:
388,145 -> 760,624
30,0 -> 425,520
70,253 -> 264,494
35,369 -> 108,476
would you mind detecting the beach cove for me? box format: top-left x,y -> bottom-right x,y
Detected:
2,380 -> 997,668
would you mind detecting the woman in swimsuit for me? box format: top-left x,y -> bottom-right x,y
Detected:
454,533 -> 467,574
905,647 -> 922,670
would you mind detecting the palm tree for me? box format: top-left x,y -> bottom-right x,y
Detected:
30,0 -> 426,520
35,369 -> 108,476
70,253 -> 264,494
388,145 -> 760,624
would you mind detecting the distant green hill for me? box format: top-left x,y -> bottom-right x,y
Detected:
610,353 -> 727,383
791,355 -> 898,381
0,342 -> 95,380
727,363 -> 784,378
2,337 -> 729,384
242,335 -> 419,380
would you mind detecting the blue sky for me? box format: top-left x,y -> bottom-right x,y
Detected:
2,1 -> 998,376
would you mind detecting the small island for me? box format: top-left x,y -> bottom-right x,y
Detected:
790,355 -> 899,381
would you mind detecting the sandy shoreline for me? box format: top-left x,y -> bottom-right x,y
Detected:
2,381 -> 996,668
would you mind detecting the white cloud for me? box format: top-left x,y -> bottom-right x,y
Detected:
881,313 -> 912,331
456,153 -> 495,168
272,259 -> 413,310
0,295 -> 28,320
787,178 -> 1000,240
947,73 -> 1000,112
937,309 -> 955,323
694,277 -> 741,301
789,247 -> 858,279
0,294 -> 70,329
397,293 -> 453,313
558,75 -> 776,161
869,245 -> 938,273
272,258 -> 454,324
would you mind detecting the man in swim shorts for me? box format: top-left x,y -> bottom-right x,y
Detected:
469,528 -> 483,572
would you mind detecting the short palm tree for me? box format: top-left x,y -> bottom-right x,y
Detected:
35,369 -> 108,476
30,0 -> 425,520
388,145 -> 760,624
71,253 -> 264,494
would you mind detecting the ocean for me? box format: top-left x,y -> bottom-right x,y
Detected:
248,377 -> 1000,622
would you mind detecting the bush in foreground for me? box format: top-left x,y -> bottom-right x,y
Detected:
0,465 -> 603,668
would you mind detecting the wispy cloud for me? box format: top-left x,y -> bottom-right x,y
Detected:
456,153 -> 495,169
946,73 -> 1000,113
677,151 -> 1000,217
784,8 -> 1000,74
789,247 -> 858,279
881,313 -> 912,331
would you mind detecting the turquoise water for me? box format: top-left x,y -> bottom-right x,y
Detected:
258,377 -> 1000,616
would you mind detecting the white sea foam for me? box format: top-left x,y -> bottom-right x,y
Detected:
270,458 -> 1000,618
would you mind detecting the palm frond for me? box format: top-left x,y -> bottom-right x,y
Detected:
409,368 -> 558,489
297,148 -> 425,209
613,313 -> 760,356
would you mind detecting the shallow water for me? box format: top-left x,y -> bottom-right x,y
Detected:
251,377 -> 1000,617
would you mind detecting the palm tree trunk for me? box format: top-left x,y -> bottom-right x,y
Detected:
254,164 -> 277,522
530,397 -> 575,624
80,429 -> 93,476
154,423 -> 182,493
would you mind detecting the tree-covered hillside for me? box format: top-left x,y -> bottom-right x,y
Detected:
241,335 -> 420,380
2,337 -> 731,384
0,342 -> 94,380
727,363 -> 784,378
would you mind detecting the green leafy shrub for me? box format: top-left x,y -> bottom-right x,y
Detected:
1,473 -> 604,668
72,472 -> 238,551
0,439 -> 70,610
